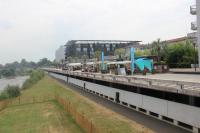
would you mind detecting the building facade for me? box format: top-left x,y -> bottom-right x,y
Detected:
55,45 -> 65,63
190,1 -> 200,67
65,40 -> 141,60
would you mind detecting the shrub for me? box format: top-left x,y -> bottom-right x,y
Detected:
22,70 -> 44,89
6,85 -> 20,98
0,91 -> 9,100
0,85 -> 20,100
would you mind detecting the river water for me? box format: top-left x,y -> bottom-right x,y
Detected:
0,76 -> 29,92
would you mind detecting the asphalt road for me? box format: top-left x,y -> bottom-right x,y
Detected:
56,78 -> 190,133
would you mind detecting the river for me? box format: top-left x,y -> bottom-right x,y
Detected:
0,76 -> 29,92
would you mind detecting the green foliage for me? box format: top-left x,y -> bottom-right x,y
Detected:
94,51 -> 101,60
67,56 -> 73,63
6,85 -> 21,98
114,48 -> 125,59
134,49 -> 151,57
22,70 -> 44,90
162,41 -> 198,68
0,68 -> 16,77
151,38 -> 162,62
0,58 -> 53,78
82,55 -> 88,64
0,91 -> 9,100
37,58 -> 52,67
0,85 -> 20,100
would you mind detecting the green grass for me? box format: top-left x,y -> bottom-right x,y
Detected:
0,75 -> 144,133
0,101 -> 84,133
19,75 -> 138,133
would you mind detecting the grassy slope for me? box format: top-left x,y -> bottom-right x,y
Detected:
0,75 -> 152,133
20,75 -> 151,133
0,77 -> 85,133
0,101 -> 84,133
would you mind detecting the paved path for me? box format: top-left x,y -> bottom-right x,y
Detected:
133,73 -> 200,83
170,68 -> 200,74
56,79 -> 190,133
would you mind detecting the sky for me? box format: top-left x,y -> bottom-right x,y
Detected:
0,0 -> 195,64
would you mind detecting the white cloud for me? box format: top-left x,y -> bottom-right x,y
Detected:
0,0 -> 194,64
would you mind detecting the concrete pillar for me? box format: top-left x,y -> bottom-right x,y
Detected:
197,0 -> 200,67
193,127 -> 199,133
158,115 -> 162,120
174,120 -> 178,126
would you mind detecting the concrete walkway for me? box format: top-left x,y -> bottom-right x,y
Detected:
170,68 -> 200,74
132,73 -> 200,83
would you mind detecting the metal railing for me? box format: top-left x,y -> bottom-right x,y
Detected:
190,5 -> 197,15
191,22 -> 197,31
45,68 -> 200,97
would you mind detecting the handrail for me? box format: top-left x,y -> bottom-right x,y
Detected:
44,68 -> 200,97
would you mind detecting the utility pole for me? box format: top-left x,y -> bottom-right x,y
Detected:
193,43 -> 197,72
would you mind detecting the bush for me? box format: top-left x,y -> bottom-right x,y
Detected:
154,61 -> 166,65
0,91 -> 9,100
6,85 -> 21,98
22,70 -> 44,90
0,85 -> 20,100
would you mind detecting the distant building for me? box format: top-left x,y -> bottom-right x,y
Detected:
55,45 -> 65,63
64,40 -> 141,60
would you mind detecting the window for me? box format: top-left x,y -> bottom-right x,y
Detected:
83,48 -> 87,52
106,44 -> 110,47
76,48 -> 81,51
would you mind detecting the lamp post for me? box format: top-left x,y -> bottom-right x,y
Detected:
193,42 -> 197,72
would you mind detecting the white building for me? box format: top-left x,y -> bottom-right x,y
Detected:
55,45 -> 65,63
190,1 -> 200,67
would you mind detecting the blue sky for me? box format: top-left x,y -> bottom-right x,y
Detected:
0,0 -> 195,64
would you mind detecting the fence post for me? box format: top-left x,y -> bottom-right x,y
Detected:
90,121 -> 93,133
19,96 -> 20,104
33,96 -> 35,103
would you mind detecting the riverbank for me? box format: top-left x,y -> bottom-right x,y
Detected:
0,75 -> 153,133
0,76 -> 29,92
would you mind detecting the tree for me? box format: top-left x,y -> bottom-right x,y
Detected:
151,38 -> 162,62
134,49 -> 151,57
67,56 -> 73,63
82,55 -> 88,64
20,59 -> 28,67
37,58 -> 52,67
114,48 -> 125,59
94,51 -> 101,60
6,85 -> 21,98
0,68 -> 16,77
162,41 -> 196,68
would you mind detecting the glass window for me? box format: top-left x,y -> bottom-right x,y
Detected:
76,48 -> 81,51
83,48 -> 87,52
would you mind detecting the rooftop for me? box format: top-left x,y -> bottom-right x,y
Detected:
65,40 -> 141,46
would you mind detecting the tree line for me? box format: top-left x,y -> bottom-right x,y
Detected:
89,39 -> 198,68
0,58 -> 54,78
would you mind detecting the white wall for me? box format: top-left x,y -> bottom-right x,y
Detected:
55,45 -> 65,63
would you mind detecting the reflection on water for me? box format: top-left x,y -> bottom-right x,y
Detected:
0,76 -> 29,91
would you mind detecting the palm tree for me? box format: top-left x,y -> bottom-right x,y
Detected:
151,38 -> 162,62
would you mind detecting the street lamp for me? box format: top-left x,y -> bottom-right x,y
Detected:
193,42 -> 197,72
